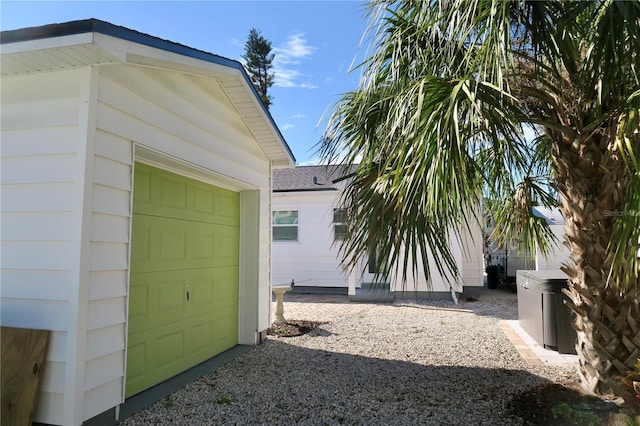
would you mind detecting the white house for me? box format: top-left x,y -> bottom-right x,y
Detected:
1,19 -> 294,425
533,206 -> 571,270
272,166 -> 484,298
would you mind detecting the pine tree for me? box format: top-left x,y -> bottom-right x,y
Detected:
242,28 -> 274,109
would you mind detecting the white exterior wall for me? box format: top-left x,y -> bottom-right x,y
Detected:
1,63 -> 276,425
536,224 -> 570,270
94,64 -> 273,420
272,191 -> 349,287
1,68 -> 88,425
459,212 -> 485,288
389,221 -> 483,294
272,190 -> 484,292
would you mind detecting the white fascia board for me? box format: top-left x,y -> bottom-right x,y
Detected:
1,33 -> 95,54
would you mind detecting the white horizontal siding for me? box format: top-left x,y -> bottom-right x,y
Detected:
1,212 -> 75,241
79,63 -> 274,419
87,298 -> 126,331
88,270 -> 128,301
0,69 -> 83,103
83,116 -> 132,422
92,184 -> 131,216
2,126 -> 77,156
34,392 -> 64,425
90,214 -> 130,243
257,188 -> 272,332
1,270 -> 72,301
1,68 -> 88,426
2,154 -> 77,183
536,225 -> 570,270
97,67 -> 271,185
89,242 -> 129,271
0,298 -> 70,331
1,98 -> 79,130
94,155 -> 132,191
84,352 -> 124,391
3,51 -> 279,425
273,192 -> 484,293
46,331 -> 68,363
39,361 -> 66,394
1,183 -> 75,211
2,240 -> 75,270
459,215 -> 484,287
272,192 -> 348,288
83,379 -> 123,421
86,323 -> 126,361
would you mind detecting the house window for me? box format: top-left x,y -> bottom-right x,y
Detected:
273,210 -> 298,241
333,208 -> 347,240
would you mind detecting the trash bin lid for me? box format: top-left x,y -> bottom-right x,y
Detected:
517,270 -> 569,293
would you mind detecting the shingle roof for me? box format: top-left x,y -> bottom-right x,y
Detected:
273,165 -> 355,192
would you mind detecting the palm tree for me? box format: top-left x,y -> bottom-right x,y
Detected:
321,0 -> 640,397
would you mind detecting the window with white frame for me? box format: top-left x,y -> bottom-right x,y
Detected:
333,208 -> 347,240
273,210 -> 299,241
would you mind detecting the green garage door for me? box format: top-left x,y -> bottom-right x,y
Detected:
126,163 -> 240,397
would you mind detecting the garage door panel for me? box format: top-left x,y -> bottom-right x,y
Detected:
191,182 -> 216,216
212,267 -> 239,309
127,163 -> 240,398
128,271 -> 186,334
213,188 -> 240,225
127,320 -> 187,397
158,228 -> 188,263
133,163 -> 239,226
156,329 -> 186,368
127,310 -> 236,397
131,216 -> 238,273
126,342 -> 147,383
130,221 -> 152,267
213,227 -> 240,267
158,174 -> 188,211
185,267 -> 238,317
212,306 -> 238,350
187,320 -> 214,355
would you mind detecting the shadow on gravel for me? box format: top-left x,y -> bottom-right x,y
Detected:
117,339 -> 603,426
281,290 -> 519,321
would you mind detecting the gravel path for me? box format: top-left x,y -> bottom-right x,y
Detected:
119,296 -> 577,425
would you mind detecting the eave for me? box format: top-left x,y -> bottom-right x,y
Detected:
1,19 -> 296,166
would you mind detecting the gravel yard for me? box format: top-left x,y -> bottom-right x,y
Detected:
119,294 -> 578,425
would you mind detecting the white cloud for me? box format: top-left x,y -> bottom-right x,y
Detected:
272,33 -> 317,89
281,123 -> 294,131
290,113 -> 306,119
274,33 -> 315,62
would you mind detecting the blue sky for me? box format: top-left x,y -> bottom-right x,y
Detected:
1,1 -> 371,164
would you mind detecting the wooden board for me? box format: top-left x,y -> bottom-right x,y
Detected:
1,326 -> 50,426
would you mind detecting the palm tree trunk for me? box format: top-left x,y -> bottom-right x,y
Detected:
553,132 -> 640,395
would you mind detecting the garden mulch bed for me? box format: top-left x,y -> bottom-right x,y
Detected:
267,320 -> 327,337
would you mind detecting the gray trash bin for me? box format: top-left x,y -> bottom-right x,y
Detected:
517,270 -> 577,355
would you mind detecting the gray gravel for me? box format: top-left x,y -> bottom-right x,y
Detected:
119,297 -> 577,425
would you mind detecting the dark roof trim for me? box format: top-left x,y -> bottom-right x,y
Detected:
1,18 -> 296,163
